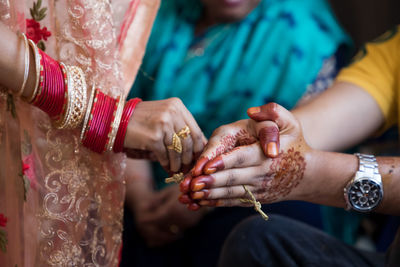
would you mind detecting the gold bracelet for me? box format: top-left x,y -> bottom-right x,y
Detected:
54,65 -> 87,129
106,95 -> 125,152
80,85 -> 96,142
25,40 -> 41,103
17,32 -> 30,97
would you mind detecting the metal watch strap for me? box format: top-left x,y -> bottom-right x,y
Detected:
355,153 -> 380,179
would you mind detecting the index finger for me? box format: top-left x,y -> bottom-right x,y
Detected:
202,142 -> 265,175
192,123 -> 252,176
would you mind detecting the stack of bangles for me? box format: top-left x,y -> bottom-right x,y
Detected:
14,32 -> 142,153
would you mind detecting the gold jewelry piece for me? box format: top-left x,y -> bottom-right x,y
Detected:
165,172 -> 184,184
17,32 -> 30,97
80,85 -> 96,141
167,133 -> 182,153
239,185 -> 269,221
54,65 -> 87,129
106,95 -> 125,152
177,125 -> 190,139
26,40 -> 41,103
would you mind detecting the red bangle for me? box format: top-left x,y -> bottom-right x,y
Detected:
84,90 -> 104,150
86,91 -> 108,152
94,93 -> 116,153
113,98 -> 142,153
53,63 -> 69,122
82,89 -> 100,148
105,95 -> 120,152
82,90 -> 119,153
32,49 -> 65,119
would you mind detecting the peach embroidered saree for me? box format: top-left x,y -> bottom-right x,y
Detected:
0,0 -> 158,266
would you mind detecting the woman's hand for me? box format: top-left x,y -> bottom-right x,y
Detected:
124,97 -> 206,173
180,103 -> 314,208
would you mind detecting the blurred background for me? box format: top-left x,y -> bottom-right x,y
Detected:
329,0 -> 400,50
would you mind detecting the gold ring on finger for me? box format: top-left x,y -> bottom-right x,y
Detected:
177,126 -> 190,139
167,133 -> 183,153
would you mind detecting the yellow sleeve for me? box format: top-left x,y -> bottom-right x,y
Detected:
336,26 -> 400,131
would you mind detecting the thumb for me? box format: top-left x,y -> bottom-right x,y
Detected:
254,121 -> 280,157
248,103 -> 299,157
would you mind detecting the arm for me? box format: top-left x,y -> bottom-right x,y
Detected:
0,23 -> 36,97
183,103 -> 400,215
293,27 -> 400,152
293,81 -> 384,151
0,23 -> 205,172
303,150 -> 400,215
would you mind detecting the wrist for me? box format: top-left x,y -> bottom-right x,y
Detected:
121,99 -> 142,150
300,150 -> 358,207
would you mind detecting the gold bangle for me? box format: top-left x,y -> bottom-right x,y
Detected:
80,85 -> 96,142
106,95 -> 125,152
65,65 -> 87,129
17,32 -> 30,97
25,40 -> 41,103
54,65 -> 87,129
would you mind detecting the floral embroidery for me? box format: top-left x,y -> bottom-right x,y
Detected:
22,155 -> 37,192
0,213 -> 7,253
0,214 -> 7,227
28,0 -> 51,51
20,130 -> 36,200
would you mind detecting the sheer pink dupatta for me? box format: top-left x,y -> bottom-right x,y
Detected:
0,0 -> 159,266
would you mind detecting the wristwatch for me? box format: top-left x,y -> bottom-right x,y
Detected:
344,153 -> 383,213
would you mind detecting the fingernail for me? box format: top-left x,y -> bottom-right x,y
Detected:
248,106 -> 260,115
191,191 -> 205,200
178,194 -> 192,204
192,157 -> 209,176
190,175 -> 215,191
204,168 -> 216,174
267,142 -> 278,157
180,175 -> 191,193
204,156 -> 224,174
192,183 -> 205,191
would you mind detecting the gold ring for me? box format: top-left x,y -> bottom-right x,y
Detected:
167,133 -> 182,153
165,172 -> 184,184
177,126 -> 190,139
169,224 -> 180,235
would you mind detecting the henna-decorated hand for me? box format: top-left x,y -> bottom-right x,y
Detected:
179,103 -> 314,208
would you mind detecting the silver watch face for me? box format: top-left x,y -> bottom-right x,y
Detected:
347,178 -> 383,212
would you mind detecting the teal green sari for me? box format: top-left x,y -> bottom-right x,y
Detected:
130,0 -> 351,137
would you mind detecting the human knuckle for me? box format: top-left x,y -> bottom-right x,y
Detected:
226,172 -> 236,186
226,186 -> 234,197
158,113 -> 171,126
235,154 -> 246,166
149,132 -> 163,144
